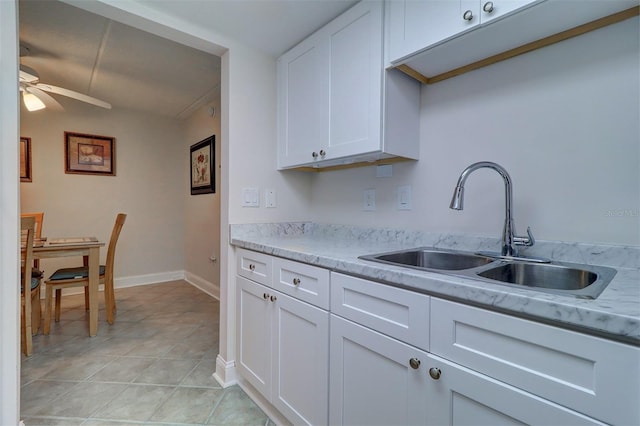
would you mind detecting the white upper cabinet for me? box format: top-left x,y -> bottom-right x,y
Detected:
277,0 -> 420,170
388,0 -> 639,78
389,0 -> 538,62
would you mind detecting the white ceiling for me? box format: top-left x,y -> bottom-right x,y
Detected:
18,0 -> 357,119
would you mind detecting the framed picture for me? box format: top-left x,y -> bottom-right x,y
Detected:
190,135 -> 215,195
20,137 -> 32,182
65,131 -> 115,176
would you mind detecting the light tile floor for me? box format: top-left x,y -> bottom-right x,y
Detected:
21,280 -> 272,426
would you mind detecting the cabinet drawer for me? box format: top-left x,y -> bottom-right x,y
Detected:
272,257 -> 330,309
331,272 -> 429,351
236,248 -> 272,286
431,298 -> 639,426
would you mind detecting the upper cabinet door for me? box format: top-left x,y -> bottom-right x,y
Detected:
277,33 -> 329,169
324,1 -> 383,161
389,0 -> 479,62
388,0 -> 542,64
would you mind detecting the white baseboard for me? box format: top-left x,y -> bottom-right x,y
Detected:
213,354 -> 237,388
185,271 -> 220,300
115,270 -> 185,288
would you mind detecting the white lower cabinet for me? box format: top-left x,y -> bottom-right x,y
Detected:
329,315 -> 607,426
236,250 -> 638,425
426,353 -> 606,425
236,276 -> 329,425
329,315 -> 429,426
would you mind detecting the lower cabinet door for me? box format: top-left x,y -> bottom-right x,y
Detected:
236,276 -> 272,399
272,292 -> 329,425
425,354 -> 606,426
329,315 -> 429,426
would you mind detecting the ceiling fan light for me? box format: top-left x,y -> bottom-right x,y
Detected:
23,92 -> 45,111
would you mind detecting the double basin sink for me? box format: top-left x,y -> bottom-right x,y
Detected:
359,248 -> 617,299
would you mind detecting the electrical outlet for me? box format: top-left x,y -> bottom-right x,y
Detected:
265,188 -> 276,208
363,189 -> 376,211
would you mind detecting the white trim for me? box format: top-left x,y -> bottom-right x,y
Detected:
0,0 -> 20,424
213,353 -> 237,388
185,271 -> 220,300
114,270 -> 185,288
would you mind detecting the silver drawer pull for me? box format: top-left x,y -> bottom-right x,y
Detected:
270,295 -> 277,302
293,278 -> 301,286
463,10 -> 473,21
483,1 -> 494,13
263,293 -> 268,300
249,263 -> 256,271
409,358 -> 421,369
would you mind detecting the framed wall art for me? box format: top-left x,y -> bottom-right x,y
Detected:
20,136 -> 32,182
65,131 -> 116,176
190,135 -> 215,195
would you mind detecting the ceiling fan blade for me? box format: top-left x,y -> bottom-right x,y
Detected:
34,83 -> 112,109
25,86 -> 64,111
19,65 -> 39,83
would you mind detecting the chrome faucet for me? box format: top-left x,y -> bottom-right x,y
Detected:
450,161 -> 534,257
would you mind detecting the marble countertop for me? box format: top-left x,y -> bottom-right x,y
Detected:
230,222 -> 640,345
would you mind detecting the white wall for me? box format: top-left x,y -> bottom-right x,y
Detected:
20,102 -> 186,280
184,96 -> 221,297
309,17 -> 640,246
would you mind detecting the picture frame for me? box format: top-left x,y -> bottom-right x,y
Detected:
65,131 -> 116,176
190,135 -> 215,195
20,136 -> 32,182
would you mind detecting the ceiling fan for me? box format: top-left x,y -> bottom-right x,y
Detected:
19,64 -> 112,112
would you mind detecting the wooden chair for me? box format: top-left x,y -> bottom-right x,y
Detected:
43,213 -> 127,334
21,212 -> 44,269
21,216 -> 42,356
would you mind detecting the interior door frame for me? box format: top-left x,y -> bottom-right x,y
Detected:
0,0 -> 20,423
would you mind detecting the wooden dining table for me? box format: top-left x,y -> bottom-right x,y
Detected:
24,238 -> 104,337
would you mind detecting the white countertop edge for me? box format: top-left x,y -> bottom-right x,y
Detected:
229,226 -> 640,345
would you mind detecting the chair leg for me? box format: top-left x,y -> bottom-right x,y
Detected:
84,286 -> 90,311
54,288 -> 62,322
31,286 -> 41,335
105,278 -> 115,324
22,295 -> 33,356
44,284 -> 53,335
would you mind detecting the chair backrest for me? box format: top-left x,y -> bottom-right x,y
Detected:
105,213 -> 127,280
21,216 -> 36,291
21,212 -> 44,239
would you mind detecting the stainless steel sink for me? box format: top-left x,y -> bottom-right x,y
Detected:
477,261 -> 617,299
359,248 -> 494,271
359,247 -> 617,299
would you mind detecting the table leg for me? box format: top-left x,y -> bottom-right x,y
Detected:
88,246 -> 100,336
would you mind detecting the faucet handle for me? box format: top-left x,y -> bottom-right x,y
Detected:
514,226 -> 535,247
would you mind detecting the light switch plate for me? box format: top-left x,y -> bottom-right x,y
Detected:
397,185 -> 412,210
242,188 -> 259,207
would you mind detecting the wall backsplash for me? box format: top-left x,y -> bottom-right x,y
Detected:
307,17 -> 639,247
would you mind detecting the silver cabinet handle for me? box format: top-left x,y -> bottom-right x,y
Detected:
463,10 -> 473,21
409,358 -> 421,369
263,293 -> 269,300
483,1 -> 494,13
270,295 -> 277,302
429,367 -> 442,380
319,149 -> 326,157
249,263 -> 255,271
312,151 -> 319,158
293,278 -> 301,286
